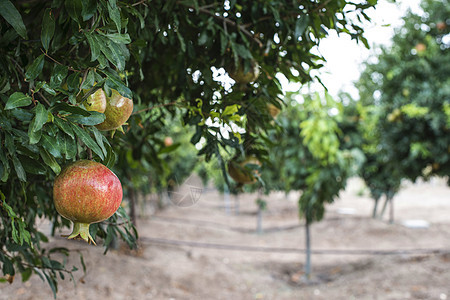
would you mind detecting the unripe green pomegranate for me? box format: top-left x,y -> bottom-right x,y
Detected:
228,60 -> 260,84
96,89 -> 133,131
227,157 -> 261,184
267,103 -> 281,118
83,89 -> 107,113
53,160 -> 123,244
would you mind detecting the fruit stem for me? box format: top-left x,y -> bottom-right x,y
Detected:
67,222 -> 96,245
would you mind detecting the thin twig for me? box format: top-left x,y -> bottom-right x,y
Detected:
0,250 -> 74,274
41,50 -> 82,73
31,89 -> 51,106
101,220 -> 133,226
87,148 -> 93,160
9,57 -> 51,106
243,0 -> 333,27
77,69 -> 89,98
132,101 -> 181,115
132,0 -> 147,6
179,3 -> 263,48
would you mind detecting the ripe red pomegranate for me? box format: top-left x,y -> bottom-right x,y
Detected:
53,160 -> 123,244
164,136 -> 173,147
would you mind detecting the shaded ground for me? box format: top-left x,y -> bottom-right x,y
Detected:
1,177 -> 450,299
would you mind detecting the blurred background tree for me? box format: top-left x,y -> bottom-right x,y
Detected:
354,0 -> 449,222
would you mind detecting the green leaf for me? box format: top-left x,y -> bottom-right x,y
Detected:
41,134 -> 62,158
294,15 -> 309,40
5,92 -> 32,109
25,54 -> 45,81
0,113 -> 12,130
0,0 -> 27,39
50,65 -> 68,89
58,132 -> 77,160
12,154 -> 26,182
1,196 -> 17,218
176,31 -> 186,52
21,268 -> 32,282
107,0 -> 121,33
100,69 -> 132,98
80,69 -> 95,90
231,43 -> 253,60
1,255 -> 14,275
28,119 -> 42,144
80,253 -> 86,273
39,148 -> 61,175
66,111 -> 105,125
158,143 -> 181,154
51,102 -> 90,116
191,127 -> 202,144
99,32 -> 131,44
66,73 -> 81,92
41,8 -> 55,51
89,127 -> 107,157
0,147 -> 8,182
70,123 -> 105,160
97,35 -> 126,71
20,156 -> 46,175
43,272 -> 57,299
17,218 -> 32,246
65,0 -> 82,24
31,103 -> 48,132
85,32 -> 100,61
37,81 -> 57,95
10,108 -> 33,122
103,139 -> 116,169
54,117 -> 75,139
223,104 -> 240,116
4,133 -> 15,155
81,0 -> 97,21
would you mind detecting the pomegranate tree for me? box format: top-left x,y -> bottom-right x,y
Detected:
53,160 -> 123,244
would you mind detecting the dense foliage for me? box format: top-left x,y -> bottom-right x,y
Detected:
0,0 -> 377,294
353,0 -> 449,220
356,0 -> 450,185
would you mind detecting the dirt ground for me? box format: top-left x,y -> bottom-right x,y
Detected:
1,177 -> 450,300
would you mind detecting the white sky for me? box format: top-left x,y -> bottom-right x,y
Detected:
279,0 -> 423,100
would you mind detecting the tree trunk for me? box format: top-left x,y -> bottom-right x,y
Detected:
379,195 -> 389,220
129,188 -> 137,227
304,221 -> 311,279
372,197 -> 380,218
224,184 -> 231,215
389,196 -> 394,224
257,205 -> 263,235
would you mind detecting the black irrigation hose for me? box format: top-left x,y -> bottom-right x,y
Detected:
150,215 -> 302,233
140,236 -> 450,256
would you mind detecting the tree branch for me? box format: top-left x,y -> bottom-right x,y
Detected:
180,3 -> 263,48
9,57 -> 51,106
132,0 -> 148,6
132,101 -> 181,115
41,50 -> 82,73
